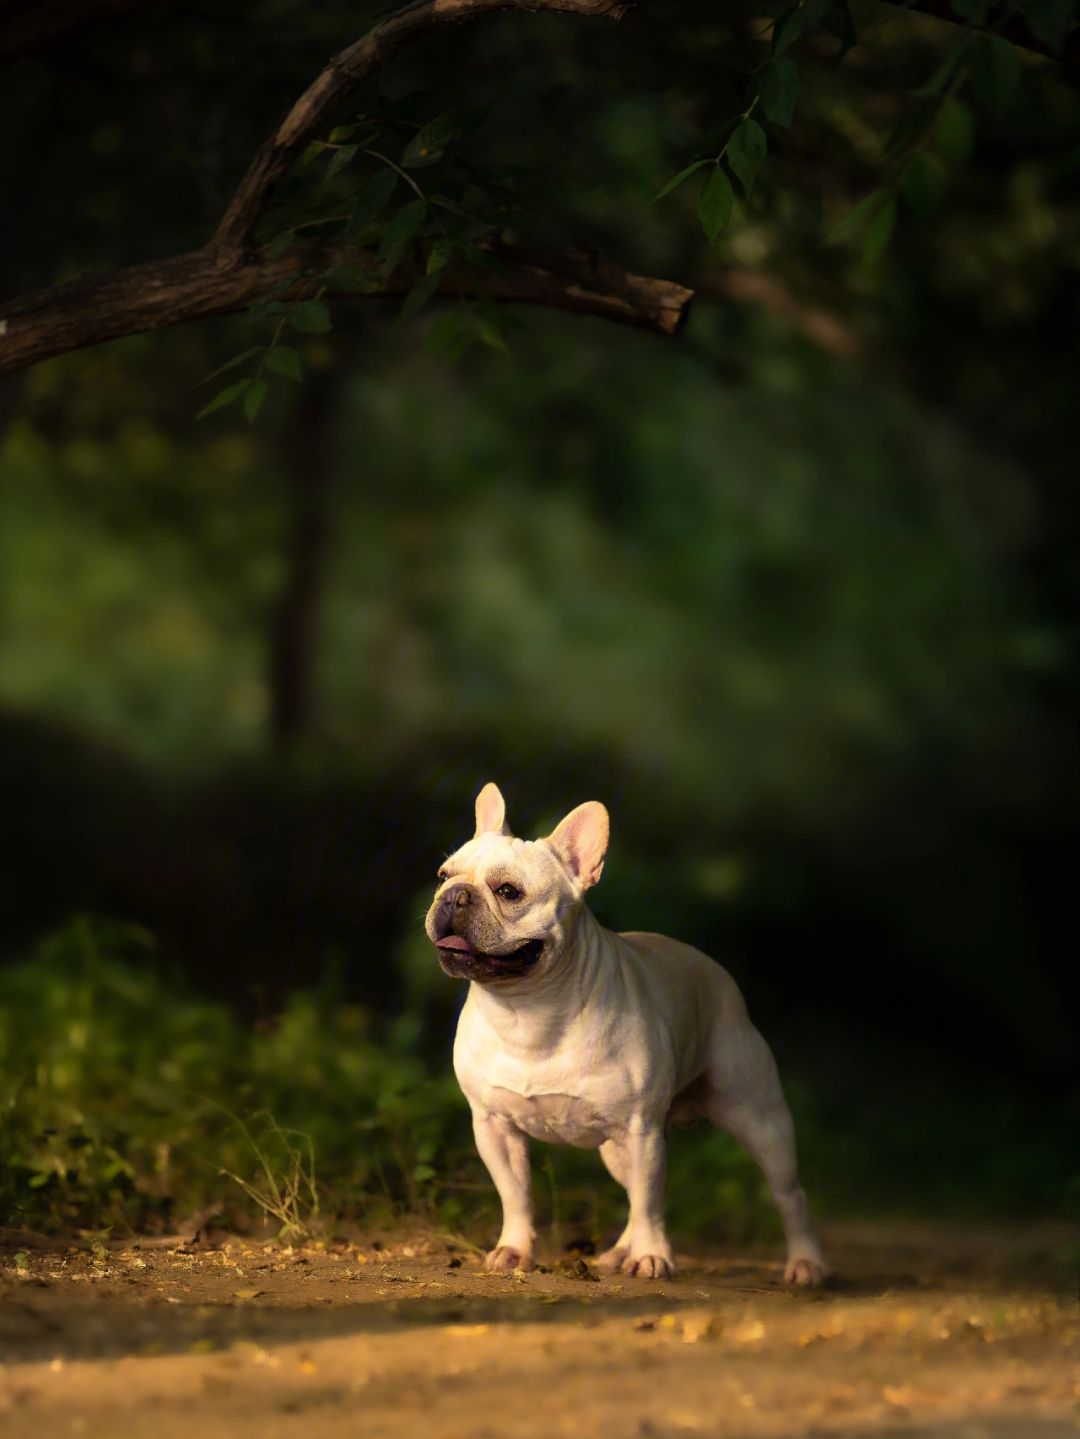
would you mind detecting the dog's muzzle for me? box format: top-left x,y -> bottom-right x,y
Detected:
431,886 -> 544,980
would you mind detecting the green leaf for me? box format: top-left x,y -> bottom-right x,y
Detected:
13,1252 -> 29,1271
884,99 -> 937,157
653,157 -> 710,202
197,378 -> 252,420
323,143 -> 358,185
428,308 -> 474,360
243,378 -> 267,424
821,0 -> 857,59
402,113 -> 459,169
863,193 -> 896,264
378,198 -> 429,272
899,150 -> 948,219
727,117 -> 767,198
202,347 -> 263,384
756,59 -> 799,128
347,169 -> 398,238
262,346 -> 302,381
966,34 -> 1022,114
913,41 -> 970,100
321,263 -> 380,293
772,0 -> 826,54
827,189 -> 883,243
933,96 -> 975,166
698,166 -> 734,244
426,237 -> 457,275
457,241 -> 497,271
287,299 -> 333,334
772,4 -> 806,56
474,296 -> 509,353
400,272 -> 441,321
300,140 -> 330,169
328,122 -> 362,144
246,298 -> 287,322
413,1163 -> 436,1184
476,316 -> 509,353
1025,0 -> 1072,52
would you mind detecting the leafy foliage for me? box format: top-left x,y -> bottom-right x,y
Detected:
652,0 -> 1079,260
0,919 -> 774,1241
198,96 -> 527,418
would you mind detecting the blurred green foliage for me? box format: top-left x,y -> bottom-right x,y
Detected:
0,918 -> 773,1243
0,320 -> 1047,783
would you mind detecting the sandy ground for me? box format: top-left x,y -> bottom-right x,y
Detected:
1,1220 -> 1077,1439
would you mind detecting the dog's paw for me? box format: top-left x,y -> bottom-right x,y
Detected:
594,1245 -> 629,1272
483,1246 -> 534,1273
622,1253 -> 675,1280
784,1256 -> 827,1288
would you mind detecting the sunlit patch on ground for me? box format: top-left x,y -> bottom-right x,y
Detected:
1,1222 -> 1077,1439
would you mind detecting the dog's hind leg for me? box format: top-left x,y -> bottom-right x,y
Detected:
706,1025 -> 827,1288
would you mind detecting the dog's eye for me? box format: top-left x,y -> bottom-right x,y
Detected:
495,883 -> 523,902
437,869 -> 449,882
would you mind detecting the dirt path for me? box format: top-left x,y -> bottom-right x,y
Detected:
1,1221 -> 1077,1438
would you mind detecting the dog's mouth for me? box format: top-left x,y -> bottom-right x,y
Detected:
435,935 -> 544,979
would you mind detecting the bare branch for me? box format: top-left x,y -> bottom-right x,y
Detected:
704,269 -> 865,361
214,0 -> 633,259
0,241 -> 691,377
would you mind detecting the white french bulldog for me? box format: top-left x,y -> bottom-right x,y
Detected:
425,783 -> 827,1286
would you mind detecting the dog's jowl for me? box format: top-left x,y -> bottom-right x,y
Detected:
425,783 -> 827,1286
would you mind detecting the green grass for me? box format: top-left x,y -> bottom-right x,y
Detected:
0,918 -> 465,1238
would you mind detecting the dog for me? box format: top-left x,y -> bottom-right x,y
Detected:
424,782 -> 827,1286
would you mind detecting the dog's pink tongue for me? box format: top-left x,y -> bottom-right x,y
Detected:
436,935 -> 473,953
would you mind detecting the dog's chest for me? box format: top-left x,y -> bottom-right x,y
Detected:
484,1085 -> 613,1148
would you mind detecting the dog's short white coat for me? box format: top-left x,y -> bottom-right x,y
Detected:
425,783 -> 827,1285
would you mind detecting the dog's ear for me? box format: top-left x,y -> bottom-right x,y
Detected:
545,801 -> 609,890
474,781 -> 512,837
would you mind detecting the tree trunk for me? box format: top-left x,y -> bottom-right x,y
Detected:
268,366 -> 340,749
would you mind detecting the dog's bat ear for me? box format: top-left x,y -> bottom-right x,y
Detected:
545,801 -> 609,890
474,781 -> 511,837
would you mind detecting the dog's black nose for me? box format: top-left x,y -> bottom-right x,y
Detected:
436,883 -> 474,937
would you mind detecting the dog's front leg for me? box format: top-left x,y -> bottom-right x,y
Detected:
472,1110 -> 535,1272
619,1119 -> 675,1279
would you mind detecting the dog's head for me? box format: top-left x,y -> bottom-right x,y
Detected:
424,782 -> 609,985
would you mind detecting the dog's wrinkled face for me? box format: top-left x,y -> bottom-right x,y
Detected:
424,783 -> 609,985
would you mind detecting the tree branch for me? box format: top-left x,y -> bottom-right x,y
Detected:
214,0 -> 633,259
704,268 -> 865,360
0,241 -> 691,377
0,0 -> 690,378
